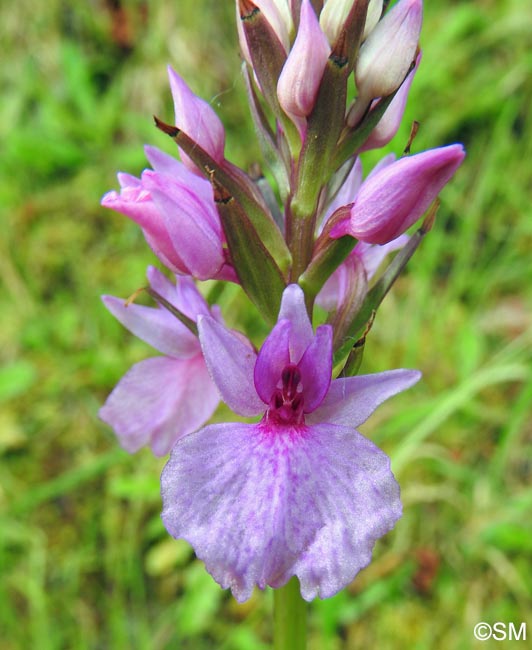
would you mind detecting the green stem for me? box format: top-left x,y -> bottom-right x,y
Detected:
288,212 -> 317,283
273,578 -> 307,650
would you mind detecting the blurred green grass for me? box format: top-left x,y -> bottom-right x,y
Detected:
0,0 -> 531,648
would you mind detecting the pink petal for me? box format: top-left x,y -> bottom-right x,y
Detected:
355,234 -> 409,280
117,172 -> 141,189
142,171 -> 224,280
321,158 -> 363,228
308,369 -> 421,428
198,316 -> 263,417
366,152 -> 397,178
101,182 -> 186,274
332,144 -> 466,244
167,66 -> 225,169
315,254 -> 367,312
144,145 -> 214,204
297,325 -> 332,412
254,319 -> 291,405
145,265 -> 180,304
278,284 -> 314,363
102,295 -> 198,359
99,356 -> 219,456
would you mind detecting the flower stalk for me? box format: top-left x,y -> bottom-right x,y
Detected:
274,578 -> 307,650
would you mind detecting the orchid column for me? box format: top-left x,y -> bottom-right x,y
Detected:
100,0 -> 464,648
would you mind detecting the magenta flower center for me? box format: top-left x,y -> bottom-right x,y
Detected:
265,363 -> 305,426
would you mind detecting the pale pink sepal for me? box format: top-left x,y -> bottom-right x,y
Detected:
102,295 -> 197,359
308,369 -> 421,428
100,356 -> 219,457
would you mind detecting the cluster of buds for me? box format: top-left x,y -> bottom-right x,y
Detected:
101,0 -> 464,602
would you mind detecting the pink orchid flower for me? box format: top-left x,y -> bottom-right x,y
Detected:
161,284 -> 420,601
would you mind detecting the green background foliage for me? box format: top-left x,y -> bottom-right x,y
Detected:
1,1 -> 531,648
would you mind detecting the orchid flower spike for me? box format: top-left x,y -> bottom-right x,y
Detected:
161,284 -> 420,601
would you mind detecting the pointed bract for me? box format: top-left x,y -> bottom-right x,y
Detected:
237,0 -> 291,64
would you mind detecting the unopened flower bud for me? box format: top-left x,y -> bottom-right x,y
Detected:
359,51 -> 421,149
277,0 -> 331,117
330,144 -> 465,244
320,0 -> 382,45
167,66 -> 225,171
270,0 -> 294,36
355,0 -> 422,99
362,0 -> 383,39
